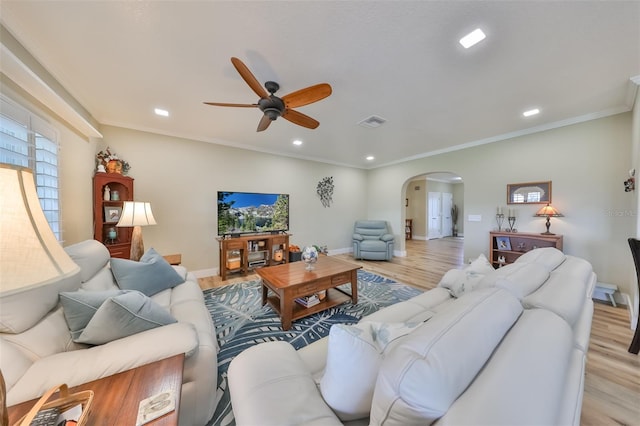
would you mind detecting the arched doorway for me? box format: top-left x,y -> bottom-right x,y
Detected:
403,172 -> 464,250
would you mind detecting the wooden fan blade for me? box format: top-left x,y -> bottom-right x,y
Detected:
231,57 -> 269,99
257,114 -> 272,132
282,83 -> 332,108
203,102 -> 258,108
282,109 -> 319,129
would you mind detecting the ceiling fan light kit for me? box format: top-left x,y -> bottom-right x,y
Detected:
204,57 -> 332,132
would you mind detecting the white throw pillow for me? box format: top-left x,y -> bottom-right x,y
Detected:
320,321 -> 420,421
438,254 -> 494,297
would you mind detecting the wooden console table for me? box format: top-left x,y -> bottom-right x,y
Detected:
490,231 -> 563,268
218,233 -> 290,281
8,354 -> 184,425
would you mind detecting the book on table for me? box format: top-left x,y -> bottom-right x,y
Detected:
295,294 -> 320,308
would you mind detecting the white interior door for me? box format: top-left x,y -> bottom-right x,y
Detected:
442,192 -> 453,237
427,192 -> 442,239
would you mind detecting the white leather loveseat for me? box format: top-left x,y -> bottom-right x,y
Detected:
228,247 -> 595,425
1,239 -> 218,426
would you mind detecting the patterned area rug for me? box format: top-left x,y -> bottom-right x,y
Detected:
204,269 -> 422,426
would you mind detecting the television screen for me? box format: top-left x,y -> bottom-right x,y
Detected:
217,191 -> 289,236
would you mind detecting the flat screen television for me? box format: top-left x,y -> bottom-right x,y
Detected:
217,191 -> 289,236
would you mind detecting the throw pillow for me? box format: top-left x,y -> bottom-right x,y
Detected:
438,253 -> 494,298
59,290 -> 124,340
320,321 -> 420,421
75,290 -> 177,345
110,248 -> 184,296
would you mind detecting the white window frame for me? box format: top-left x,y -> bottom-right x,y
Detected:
1,94 -> 62,241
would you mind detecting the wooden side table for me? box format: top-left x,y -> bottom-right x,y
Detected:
8,354 -> 184,425
163,254 -> 182,265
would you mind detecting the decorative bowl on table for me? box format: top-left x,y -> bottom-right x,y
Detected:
301,246 -> 318,270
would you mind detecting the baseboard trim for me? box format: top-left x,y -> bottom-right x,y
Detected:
191,267 -> 218,279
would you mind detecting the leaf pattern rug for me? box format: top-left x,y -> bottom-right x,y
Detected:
204,269 -> 422,426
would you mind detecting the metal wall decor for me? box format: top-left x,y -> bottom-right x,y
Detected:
317,176 -> 334,207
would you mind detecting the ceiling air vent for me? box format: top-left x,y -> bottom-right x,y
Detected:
358,115 -> 387,128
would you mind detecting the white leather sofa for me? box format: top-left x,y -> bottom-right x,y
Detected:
0,240 -> 218,426
228,247 -> 595,426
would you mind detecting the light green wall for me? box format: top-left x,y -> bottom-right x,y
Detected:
97,126 -> 368,274
368,113 -> 635,296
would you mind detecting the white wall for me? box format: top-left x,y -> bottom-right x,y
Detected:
97,126 -> 368,274
368,113 -> 635,298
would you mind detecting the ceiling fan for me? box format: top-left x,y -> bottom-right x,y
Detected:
204,57 -> 332,132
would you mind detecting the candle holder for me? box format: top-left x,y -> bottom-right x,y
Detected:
508,216 -> 517,232
496,213 -> 504,231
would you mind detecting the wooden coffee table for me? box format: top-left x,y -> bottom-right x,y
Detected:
257,256 -> 361,330
8,354 -> 184,425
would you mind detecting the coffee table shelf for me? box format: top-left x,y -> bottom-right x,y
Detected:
266,287 -> 352,322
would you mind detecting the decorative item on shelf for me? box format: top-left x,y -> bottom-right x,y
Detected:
451,204 -> 459,236
289,244 -> 302,262
104,206 -> 122,223
95,147 -> 131,175
497,255 -> 506,268
624,169 -> 635,192
273,249 -> 284,262
495,206 -> 504,231
534,203 -> 563,235
507,208 -> 517,232
116,201 -> 157,261
111,190 -> 120,201
0,164 -> 79,297
317,176 -> 334,208
103,185 -> 110,200
301,246 -> 319,270
106,227 -> 117,243
496,236 -> 511,251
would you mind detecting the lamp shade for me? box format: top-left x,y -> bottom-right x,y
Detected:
535,204 -> 563,217
0,164 -> 79,294
116,201 -> 157,227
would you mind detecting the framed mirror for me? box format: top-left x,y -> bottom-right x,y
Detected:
507,181 -> 551,204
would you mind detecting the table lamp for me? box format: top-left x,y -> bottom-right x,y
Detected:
0,164 -> 79,294
116,201 -> 156,261
534,203 -> 563,235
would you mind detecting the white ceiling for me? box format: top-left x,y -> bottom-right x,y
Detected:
1,1 -> 639,169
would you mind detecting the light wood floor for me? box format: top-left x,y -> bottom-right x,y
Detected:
199,238 -> 640,424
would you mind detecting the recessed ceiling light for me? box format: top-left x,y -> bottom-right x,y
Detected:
293,139 -> 303,146
366,156 -> 375,161
154,108 -> 169,117
459,28 -> 486,49
523,108 -> 540,117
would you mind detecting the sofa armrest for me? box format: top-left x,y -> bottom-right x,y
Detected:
353,233 -> 364,241
228,341 -> 342,426
381,233 -> 394,242
7,322 -> 198,406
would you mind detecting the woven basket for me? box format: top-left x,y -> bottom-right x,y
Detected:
14,384 -> 93,426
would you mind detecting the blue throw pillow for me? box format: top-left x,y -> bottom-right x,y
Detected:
59,290 -> 124,340
75,291 -> 177,345
110,248 -> 184,296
